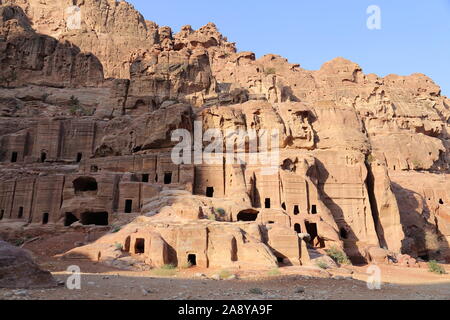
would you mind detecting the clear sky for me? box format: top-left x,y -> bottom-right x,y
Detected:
129,0 -> 450,96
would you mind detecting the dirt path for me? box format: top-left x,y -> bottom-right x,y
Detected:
1,229 -> 450,300
2,257 -> 449,300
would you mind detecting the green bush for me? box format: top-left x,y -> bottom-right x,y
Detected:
111,225 -> 121,233
219,270 -> 232,279
267,268 -> 281,277
69,105 -> 79,115
428,260 -> 447,275
216,208 -> 226,216
326,246 -> 351,265
69,95 -> 80,107
68,95 -> 94,116
12,238 -> 25,247
316,260 -> 329,269
152,264 -> 178,277
114,243 -> 123,251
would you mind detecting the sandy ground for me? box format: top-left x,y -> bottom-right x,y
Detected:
1,227 -> 450,300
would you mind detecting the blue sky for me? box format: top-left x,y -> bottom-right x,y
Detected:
129,0 -> 450,96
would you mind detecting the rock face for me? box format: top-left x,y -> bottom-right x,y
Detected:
0,5 -> 104,88
0,0 -> 449,269
0,240 -> 57,288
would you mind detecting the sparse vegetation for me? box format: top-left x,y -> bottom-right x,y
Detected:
114,243 -> 123,251
152,264 -> 178,277
367,154 -> 375,164
68,95 -> 94,116
219,269 -> 232,279
111,225 -> 121,233
267,268 -> 281,277
208,214 -> 217,221
249,288 -> 263,295
428,260 -> 447,275
69,95 -> 80,108
316,260 -> 329,269
264,67 -> 276,75
11,238 -> 26,247
180,261 -> 193,269
326,246 -> 351,265
215,208 -> 226,216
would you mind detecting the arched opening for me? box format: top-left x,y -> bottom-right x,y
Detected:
11,152 -> 18,163
42,213 -> 49,225
237,209 -> 259,222
340,227 -> 348,239
134,238 -> 145,254
264,198 -> 271,209
142,174 -> 149,183
311,205 -> 317,214
164,172 -> 172,184
305,222 -> 318,244
439,199 -> 444,205
64,212 -> 79,226
125,200 -> 133,213
206,187 -> 214,198
187,254 -> 197,266
0,209 -> 4,220
40,152 -> 47,163
294,205 -> 300,215
134,100 -> 146,110
76,153 -> 83,163
80,212 -> 108,226
73,177 -> 98,195
18,207 -> 24,219
281,202 -> 286,210
294,223 -> 301,233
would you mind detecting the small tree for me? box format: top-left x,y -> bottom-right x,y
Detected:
326,246 -> 351,265
428,260 -> 447,275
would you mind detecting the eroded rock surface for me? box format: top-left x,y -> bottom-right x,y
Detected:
0,0 -> 449,270
0,240 -> 57,288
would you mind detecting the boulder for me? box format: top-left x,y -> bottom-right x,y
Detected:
0,241 -> 57,288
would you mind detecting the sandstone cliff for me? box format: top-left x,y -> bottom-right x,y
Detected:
0,0 -> 448,268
